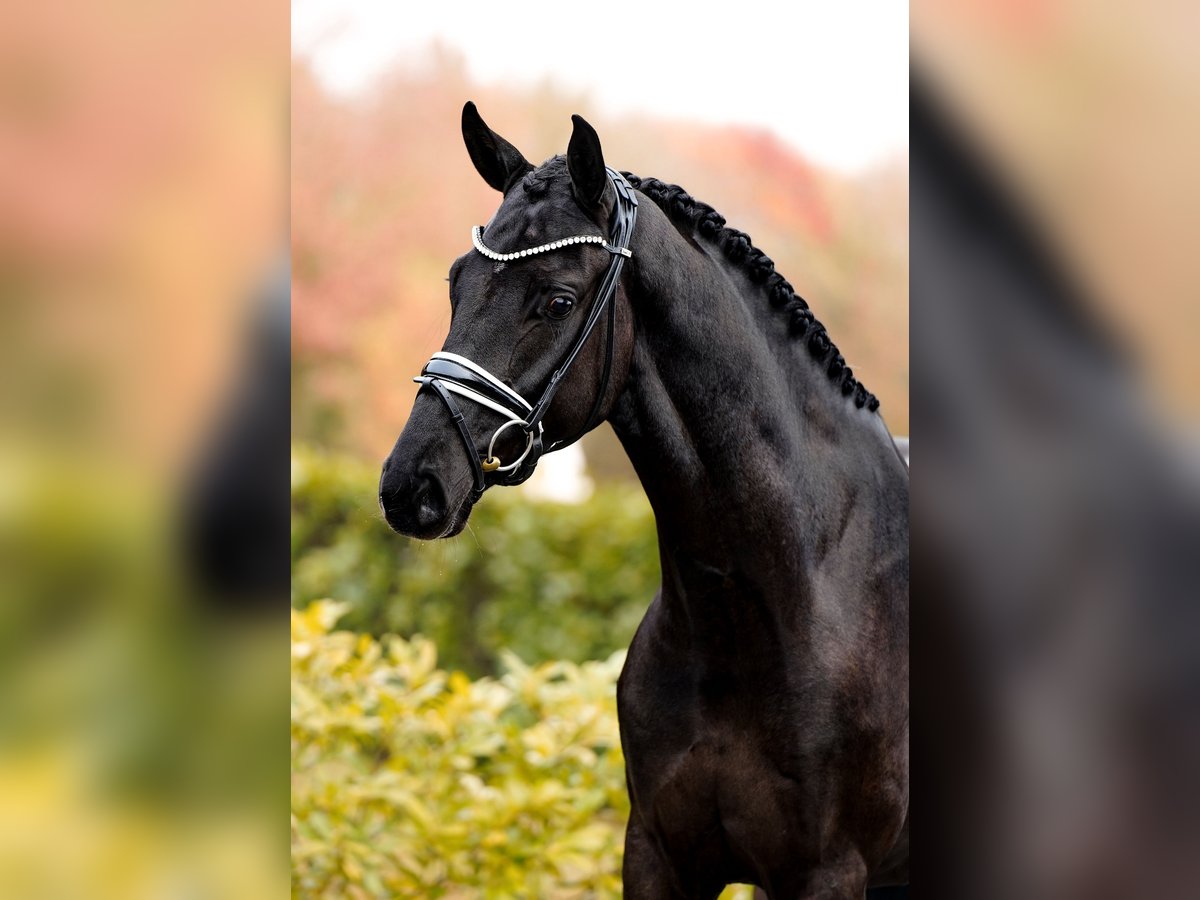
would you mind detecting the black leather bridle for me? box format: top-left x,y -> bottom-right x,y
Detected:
413,167 -> 639,501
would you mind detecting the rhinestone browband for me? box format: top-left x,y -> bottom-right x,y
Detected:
471,225 -> 632,262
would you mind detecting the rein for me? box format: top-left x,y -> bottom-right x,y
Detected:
413,167 -> 639,500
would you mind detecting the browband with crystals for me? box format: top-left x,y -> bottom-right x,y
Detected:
471,225 -> 633,261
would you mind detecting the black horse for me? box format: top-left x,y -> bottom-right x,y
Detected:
379,104 -> 909,899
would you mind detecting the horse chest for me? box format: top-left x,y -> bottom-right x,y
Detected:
621,702 -> 821,881
618,634 -> 823,872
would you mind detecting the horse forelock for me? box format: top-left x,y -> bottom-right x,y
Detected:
520,156 -> 564,198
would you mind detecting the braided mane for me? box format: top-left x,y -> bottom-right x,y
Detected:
521,159 -> 879,411
621,172 -> 879,412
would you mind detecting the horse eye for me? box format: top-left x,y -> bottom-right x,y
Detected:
546,296 -> 575,319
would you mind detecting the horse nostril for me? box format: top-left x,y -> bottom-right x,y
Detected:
412,471 -> 448,531
378,455 -> 454,538
378,458 -> 394,513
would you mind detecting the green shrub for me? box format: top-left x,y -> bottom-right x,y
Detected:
291,602 -> 754,900
291,448 -> 661,676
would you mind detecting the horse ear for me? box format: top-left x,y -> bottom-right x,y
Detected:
567,114 -> 607,208
461,101 -> 532,193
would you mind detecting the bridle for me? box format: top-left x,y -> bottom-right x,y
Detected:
413,167 -> 639,501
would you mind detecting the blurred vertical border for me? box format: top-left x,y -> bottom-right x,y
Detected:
911,2 -> 1200,897
0,0 -> 289,896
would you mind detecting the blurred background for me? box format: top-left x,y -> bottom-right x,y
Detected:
911,2 -> 1200,898
289,2 -> 907,897
0,0 -> 289,896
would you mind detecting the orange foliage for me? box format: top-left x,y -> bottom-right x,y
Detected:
1,0 -> 285,474
291,51 -> 908,458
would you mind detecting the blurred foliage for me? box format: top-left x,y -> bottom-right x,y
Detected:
0,449 -> 288,897
291,446 -> 660,677
292,601 -> 754,900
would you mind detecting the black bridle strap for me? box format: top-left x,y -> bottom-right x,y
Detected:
525,168 -> 637,438
424,379 -> 486,498
575,273 -> 619,442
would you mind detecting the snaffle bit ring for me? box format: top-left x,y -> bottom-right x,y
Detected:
484,419 -> 535,473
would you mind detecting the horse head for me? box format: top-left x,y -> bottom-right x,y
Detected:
379,103 -> 636,538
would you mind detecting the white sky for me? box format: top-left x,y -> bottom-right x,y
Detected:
293,0 -> 908,174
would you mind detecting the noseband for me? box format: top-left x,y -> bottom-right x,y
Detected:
414,168 -> 639,501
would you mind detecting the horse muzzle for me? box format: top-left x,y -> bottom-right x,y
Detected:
413,352 -> 545,502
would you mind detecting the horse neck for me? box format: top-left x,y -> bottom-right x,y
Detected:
608,202 -> 904,622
